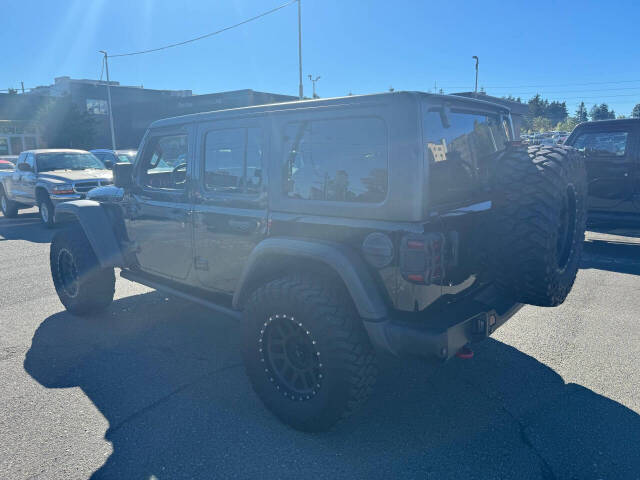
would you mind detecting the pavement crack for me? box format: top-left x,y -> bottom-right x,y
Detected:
456,372 -> 557,480
106,362 -> 243,437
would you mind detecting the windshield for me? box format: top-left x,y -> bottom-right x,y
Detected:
36,153 -> 106,172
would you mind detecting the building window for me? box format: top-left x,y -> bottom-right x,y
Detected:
23,136 -> 37,150
86,99 -> 108,115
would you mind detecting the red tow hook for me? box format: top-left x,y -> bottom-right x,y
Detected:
455,345 -> 474,359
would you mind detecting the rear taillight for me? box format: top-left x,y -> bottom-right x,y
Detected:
399,233 -> 446,284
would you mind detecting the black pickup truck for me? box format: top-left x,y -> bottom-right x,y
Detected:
48,92 -> 587,431
565,118 -> 640,228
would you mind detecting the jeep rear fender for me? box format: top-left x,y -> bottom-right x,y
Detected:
232,238 -> 388,320
54,200 -> 125,268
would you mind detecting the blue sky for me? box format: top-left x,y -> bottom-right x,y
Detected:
2,0 -> 639,115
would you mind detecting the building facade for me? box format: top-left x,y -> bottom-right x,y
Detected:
29,77 -> 296,149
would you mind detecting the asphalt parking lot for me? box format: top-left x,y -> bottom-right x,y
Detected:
1,210 -> 640,480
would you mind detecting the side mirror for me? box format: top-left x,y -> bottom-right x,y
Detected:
17,163 -> 32,172
113,162 -> 134,188
103,160 -> 113,169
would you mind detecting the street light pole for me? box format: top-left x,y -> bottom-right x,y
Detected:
99,50 -> 117,150
472,55 -> 479,96
297,0 -> 303,99
308,75 -> 320,98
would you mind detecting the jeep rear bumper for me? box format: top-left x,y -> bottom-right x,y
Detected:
363,293 -> 523,361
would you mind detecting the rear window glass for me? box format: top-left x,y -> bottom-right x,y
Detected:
572,131 -> 628,156
424,109 -> 510,205
283,117 -> 388,203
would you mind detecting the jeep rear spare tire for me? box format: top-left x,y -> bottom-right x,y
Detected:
489,145 -> 587,307
242,274 -> 378,432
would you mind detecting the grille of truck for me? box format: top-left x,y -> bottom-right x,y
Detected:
73,180 -> 109,193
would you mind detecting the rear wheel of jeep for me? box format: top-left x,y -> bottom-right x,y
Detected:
0,188 -> 18,218
50,226 -> 115,315
489,145 -> 587,306
242,274 -> 378,432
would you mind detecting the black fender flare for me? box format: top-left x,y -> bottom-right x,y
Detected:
54,200 -> 125,268
232,237 -> 388,320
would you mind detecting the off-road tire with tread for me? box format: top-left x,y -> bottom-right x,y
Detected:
242,274 -> 377,432
50,226 -> 115,315
489,144 -> 587,306
0,187 -> 19,218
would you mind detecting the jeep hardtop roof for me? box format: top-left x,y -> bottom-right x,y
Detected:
150,91 -> 512,129
573,118 -> 640,129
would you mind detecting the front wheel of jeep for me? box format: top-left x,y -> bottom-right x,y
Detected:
242,274 -> 378,432
50,226 -> 115,315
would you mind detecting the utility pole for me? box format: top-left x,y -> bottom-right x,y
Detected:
308,75 -> 320,98
99,51 -> 117,150
297,0 -> 303,99
472,56 -> 479,95
20,82 -> 25,94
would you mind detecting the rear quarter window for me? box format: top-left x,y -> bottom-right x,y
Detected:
282,117 -> 388,203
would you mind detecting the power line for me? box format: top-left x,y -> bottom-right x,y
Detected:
485,86 -> 640,96
441,79 -> 640,90
109,0 -> 297,58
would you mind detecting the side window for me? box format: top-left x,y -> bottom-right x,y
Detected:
93,152 -> 106,162
25,153 -> 35,169
140,134 -> 188,190
283,117 -> 388,203
203,127 -> 263,194
572,131 -> 629,157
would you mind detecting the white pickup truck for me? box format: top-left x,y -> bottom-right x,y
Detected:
0,149 -> 112,227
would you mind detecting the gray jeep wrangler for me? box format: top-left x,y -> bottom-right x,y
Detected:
49,92 -> 587,431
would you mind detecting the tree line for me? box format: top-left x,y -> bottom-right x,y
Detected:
504,94 -> 640,133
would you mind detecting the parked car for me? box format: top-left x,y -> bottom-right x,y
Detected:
0,155 -> 18,165
565,118 -> 640,228
49,92 -> 586,431
0,160 -> 15,170
90,149 -> 137,169
0,149 -> 112,226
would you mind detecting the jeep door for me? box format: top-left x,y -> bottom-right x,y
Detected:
124,128 -> 194,280
569,124 -> 640,214
192,119 -> 268,293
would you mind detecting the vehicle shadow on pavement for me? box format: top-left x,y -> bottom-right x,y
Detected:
581,238 -> 640,275
24,292 -> 640,480
0,212 -> 53,243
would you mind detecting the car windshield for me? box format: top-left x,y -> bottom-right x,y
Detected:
36,153 -> 107,172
